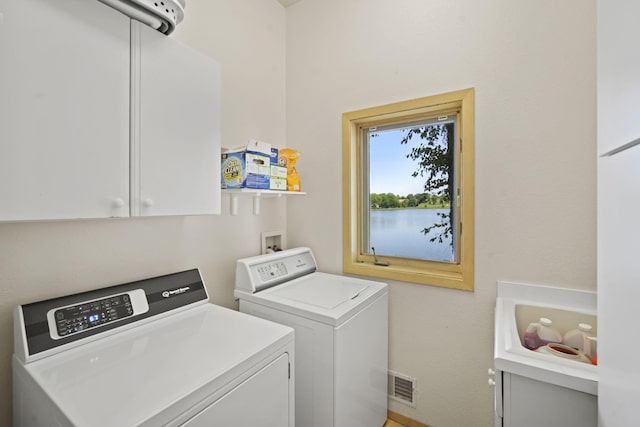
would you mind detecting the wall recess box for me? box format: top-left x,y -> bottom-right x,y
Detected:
261,230 -> 286,254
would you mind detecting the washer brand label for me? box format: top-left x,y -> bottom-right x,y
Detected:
162,286 -> 191,298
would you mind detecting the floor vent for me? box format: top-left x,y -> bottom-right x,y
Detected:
388,370 -> 416,407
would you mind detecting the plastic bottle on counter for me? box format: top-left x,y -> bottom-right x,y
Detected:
523,317 -> 562,350
563,323 -> 593,352
585,336 -> 598,364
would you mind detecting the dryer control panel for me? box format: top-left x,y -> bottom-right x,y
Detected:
47,289 -> 149,340
15,269 -> 209,363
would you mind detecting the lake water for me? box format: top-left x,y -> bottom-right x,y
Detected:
370,208 -> 454,262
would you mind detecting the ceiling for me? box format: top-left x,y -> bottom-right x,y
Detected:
277,0 -> 302,7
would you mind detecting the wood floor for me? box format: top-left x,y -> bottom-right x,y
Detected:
385,410 -> 430,427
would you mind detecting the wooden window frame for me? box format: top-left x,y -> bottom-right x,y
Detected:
342,88 -> 475,291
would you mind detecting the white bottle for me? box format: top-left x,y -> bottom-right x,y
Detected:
523,317 -> 562,349
563,323 -> 593,352
537,317 -> 562,344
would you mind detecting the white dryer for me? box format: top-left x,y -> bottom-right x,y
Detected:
13,269 -> 294,427
235,247 -> 388,427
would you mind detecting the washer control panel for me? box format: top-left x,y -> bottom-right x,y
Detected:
256,262 -> 288,282
235,248 -> 317,293
46,289 -> 149,340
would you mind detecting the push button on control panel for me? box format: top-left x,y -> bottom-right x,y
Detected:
256,262 -> 288,282
46,289 -> 149,340
54,294 -> 134,337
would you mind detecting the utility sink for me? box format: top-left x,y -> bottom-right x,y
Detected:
494,281 -> 597,395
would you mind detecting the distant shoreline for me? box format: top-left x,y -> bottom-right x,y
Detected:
371,205 -> 450,211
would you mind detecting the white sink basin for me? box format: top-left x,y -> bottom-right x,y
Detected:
494,281 -> 597,395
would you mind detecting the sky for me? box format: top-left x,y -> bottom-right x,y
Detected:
369,128 -> 426,195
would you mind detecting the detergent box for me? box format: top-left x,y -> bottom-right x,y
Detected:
268,147 -> 287,190
270,164 -> 287,190
270,147 -> 279,165
221,139 -> 271,189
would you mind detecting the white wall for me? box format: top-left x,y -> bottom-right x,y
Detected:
285,0 -> 596,425
0,0 -> 286,424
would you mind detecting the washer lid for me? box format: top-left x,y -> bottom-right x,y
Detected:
237,272 -> 388,326
270,275 -> 369,309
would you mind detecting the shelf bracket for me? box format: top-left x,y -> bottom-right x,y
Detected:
228,191 -> 263,215
253,193 -> 261,216
230,193 -> 239,216
224,189 -> 305,216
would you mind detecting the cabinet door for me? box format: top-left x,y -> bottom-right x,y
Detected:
597,0 -> 640,156
0,0 -> 130,221
131,21 -> 221,216
502,373 -> 596,427
598,147 -> 640,425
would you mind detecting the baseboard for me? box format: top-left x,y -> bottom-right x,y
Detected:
388,410 -> 431,427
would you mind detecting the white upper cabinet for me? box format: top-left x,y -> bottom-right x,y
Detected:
131,21 -> 221,216
597,0 -> 640,155
0,0 -> 130,220
0,0 -> 221,221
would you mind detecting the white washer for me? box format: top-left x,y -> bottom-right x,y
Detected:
13,269 -> 294,427
235,247 -> 389,427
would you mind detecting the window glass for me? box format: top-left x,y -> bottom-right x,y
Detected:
363,117 -> 458,263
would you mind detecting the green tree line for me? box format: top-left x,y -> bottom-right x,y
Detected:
370,192 -> 449,209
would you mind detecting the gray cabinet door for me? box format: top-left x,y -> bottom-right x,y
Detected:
502,373 -> 596,427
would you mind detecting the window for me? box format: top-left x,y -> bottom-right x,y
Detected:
342,88 -> 474,291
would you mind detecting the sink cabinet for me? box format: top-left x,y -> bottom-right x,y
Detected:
0,0 -> 220,221
497,371 -> 596,427
494,282 -> 598,427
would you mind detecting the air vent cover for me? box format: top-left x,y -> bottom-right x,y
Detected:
388,370 -> 416,407
98,0 -> 185,34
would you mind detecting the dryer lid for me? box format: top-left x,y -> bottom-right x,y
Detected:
16,304 -> 294,427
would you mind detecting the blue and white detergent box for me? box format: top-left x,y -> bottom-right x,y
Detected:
270,147 -> 279,165
221,139 -> 271,189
